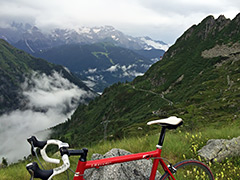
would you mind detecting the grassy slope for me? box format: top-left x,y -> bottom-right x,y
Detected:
52,14 -> 240,147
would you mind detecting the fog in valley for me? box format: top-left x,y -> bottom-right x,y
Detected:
0,71 -> 92,163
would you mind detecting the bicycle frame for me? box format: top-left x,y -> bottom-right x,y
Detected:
73,147 -> 175,180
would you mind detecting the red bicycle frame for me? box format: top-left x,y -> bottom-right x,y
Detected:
26,117 -> 185,180
73,133 -> 176,180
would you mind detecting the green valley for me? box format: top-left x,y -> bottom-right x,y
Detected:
34,43 -> 153,92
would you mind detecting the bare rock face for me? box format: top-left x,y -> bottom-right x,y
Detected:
198,136 -> 240,162
84,148 -> 161,180
201,42 -> 240,59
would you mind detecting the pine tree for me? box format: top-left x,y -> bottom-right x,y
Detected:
1,157 -> 8,167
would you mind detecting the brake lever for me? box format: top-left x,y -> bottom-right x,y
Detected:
26,164 -> 34,180
28,168 -> 34,180
30,141 -> 36,157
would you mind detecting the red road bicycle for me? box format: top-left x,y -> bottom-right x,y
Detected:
26,116 -> 214,180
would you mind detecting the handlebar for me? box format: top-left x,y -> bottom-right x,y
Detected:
26,136 -> 86,180
27,136 -> 69,164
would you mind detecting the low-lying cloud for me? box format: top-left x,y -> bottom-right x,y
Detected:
22,71 -> 89,112
105,63 -> 144,77
0,71 -> 92,163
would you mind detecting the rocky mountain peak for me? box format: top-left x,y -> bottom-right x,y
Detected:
216,14 -> 227,22
159,13 -> 240,62
216,15 -> 231,31
203,15 -> 215,22
175,14 -> 234,45
199,15 -> 217,39
233,12 -> 240,24
199,14 -> 233,39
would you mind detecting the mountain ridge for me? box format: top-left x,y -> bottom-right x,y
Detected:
0,23 -> 168,54
51,13 -> 240,146
0,23 -> 166,92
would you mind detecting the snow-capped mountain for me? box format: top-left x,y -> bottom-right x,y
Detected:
139,36 -> 169,51
0,22 -> 168,92
0,22 -> 169,54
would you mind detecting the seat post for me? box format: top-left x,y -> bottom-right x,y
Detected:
157,126 -> 166,148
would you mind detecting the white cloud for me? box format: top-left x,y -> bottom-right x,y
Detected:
22,71 -> 89,110
106,64 -> 138,73
0,109 -> 69,163
82,80 -> 96,89
0,71 -> 93,163
87,68 -> 97,73
105,63 -> 145,78
122,70 -> 144,78
0,0 -> 240,43
106,64 -> 119,72
120,64 -> 144,77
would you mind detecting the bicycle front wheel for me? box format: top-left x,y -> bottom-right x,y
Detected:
160,159 -> 214,180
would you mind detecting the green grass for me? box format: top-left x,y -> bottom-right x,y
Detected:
1,122 -> 240,179
92,51 -> 114,64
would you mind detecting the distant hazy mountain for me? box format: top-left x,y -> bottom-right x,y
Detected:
34,42 -> 154,92
0,23 -> 168,54
0,23 -> 167,91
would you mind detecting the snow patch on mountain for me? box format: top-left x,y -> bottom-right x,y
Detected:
0,23 -> 169,53
24,39 -> 35,53
77,27 -> 91,34
93,28 -> 101,33
111,35 -> 119,41
140,37 -> 169,51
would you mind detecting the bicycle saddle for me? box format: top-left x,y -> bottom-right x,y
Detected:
147,116 -> 183,129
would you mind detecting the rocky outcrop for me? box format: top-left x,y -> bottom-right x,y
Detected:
198,136 -> 240,162
84,148 -> 161,180
201,42 -> 240,59
196,15 -> 230,40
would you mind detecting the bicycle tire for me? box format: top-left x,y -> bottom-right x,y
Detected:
160,159 -> 214,180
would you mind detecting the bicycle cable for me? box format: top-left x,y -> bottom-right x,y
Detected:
30,141 -> 80,180
30,141 -> 45,170
66,169 -> 69,180
30,141 -> 56,180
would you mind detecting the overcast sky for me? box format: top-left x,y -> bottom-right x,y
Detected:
0,0 -> 240,44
